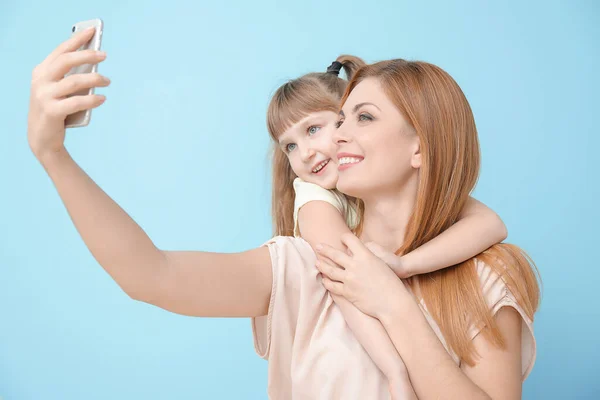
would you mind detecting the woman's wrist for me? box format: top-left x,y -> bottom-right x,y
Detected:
377,280 -> 423,332
37,146 -> 70,171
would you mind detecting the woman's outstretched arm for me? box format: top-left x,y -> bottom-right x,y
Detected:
40,148 -> 272,317
28,27 -> 272,318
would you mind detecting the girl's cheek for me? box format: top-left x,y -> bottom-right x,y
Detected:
316,135 -> 337,158
328,141 -> 339,159
287,155 -> 300,175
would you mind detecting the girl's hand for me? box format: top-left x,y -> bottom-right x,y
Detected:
364,242 -> 413,278
28,27 -> 110,163
315,233 -> 410,321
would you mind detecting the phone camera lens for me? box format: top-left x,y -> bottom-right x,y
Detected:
72,26 -> 76,32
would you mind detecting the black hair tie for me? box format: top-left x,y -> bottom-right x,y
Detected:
326,61 -> 343,76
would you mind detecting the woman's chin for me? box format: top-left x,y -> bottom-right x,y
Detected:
336,178 -> 365,198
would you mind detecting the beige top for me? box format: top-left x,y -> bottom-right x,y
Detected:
292,178 -> 359,237
252,236 -> 536,400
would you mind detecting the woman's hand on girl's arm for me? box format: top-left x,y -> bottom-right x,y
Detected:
315,234 -> 408,319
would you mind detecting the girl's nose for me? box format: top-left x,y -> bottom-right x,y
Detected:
301,147 -> 316,162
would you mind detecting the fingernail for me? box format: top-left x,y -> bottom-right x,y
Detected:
97,51 -> 106,58
103,76 -> 111,83
85,27 -> 95,32
315,260 -> 320,268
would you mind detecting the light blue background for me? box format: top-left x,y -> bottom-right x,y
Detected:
1,0 -> 598,399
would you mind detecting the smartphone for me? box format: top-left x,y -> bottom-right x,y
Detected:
65,18 -> 104,129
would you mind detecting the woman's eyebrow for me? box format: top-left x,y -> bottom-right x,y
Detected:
352,102 -> 381,113
339,102 -> 381,117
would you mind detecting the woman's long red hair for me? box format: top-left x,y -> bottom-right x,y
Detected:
342,59 -> 541,365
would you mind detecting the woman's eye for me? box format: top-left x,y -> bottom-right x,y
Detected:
358,113 -> 373,122
286,143 -> 297,152
308,125 -> 321,135
335,119 -> 344,128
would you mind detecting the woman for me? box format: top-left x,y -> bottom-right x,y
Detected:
312,60 -> 541,399
28,29 -> 539,399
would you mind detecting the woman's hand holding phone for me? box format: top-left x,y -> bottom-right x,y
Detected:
27,27 -> 110,165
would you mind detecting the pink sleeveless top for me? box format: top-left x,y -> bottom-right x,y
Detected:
251,236 -> 536,399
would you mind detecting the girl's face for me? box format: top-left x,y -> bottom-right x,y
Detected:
333,78 -> 421,199
278,110 -> 339,189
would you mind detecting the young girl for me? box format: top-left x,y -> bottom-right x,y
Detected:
267,56 -> 508,398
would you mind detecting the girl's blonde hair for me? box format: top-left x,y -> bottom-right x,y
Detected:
266,55 -> 365,236
341,59 -> 541,366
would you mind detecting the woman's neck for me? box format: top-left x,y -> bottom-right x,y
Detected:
359,179 -> 418,252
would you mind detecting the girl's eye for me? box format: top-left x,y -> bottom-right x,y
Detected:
308,125 -> 321,135
358,113 -> 373,122
285,143 -> 297,153
335,119 -> 344,128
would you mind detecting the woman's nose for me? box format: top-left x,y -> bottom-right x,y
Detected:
332,124 -> 349,145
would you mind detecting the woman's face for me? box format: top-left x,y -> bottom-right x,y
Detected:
333,78 -> 421,199
278,110 -> 340,189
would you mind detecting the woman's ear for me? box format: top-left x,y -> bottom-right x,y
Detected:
411,140 -> 421,169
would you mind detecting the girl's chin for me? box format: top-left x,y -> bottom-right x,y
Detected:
319,175 -> 338,190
